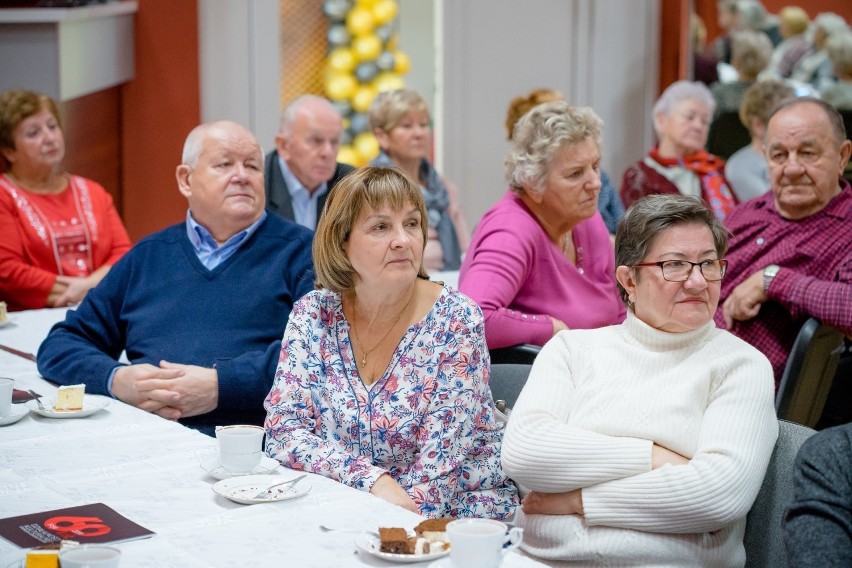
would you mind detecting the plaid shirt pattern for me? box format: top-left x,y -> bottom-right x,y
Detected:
714,181 -> 852,384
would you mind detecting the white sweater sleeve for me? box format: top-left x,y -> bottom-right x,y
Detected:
501,333 -> 653,492
582,346 -> 778,533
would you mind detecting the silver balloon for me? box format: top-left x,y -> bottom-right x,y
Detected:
331,100 -> 352,118
375,24 -> 393,44
350,112 -> 371,134
327,24 -> 350,48
323,0 -> 350,21
376,51 -> 395,71
355,62 -> 379,83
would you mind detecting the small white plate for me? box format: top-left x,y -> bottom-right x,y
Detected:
354,533 -> 450,564
0,405 -> 28,426
212,474 -> 311,505
200,455 -> 280,480
26,395 -> 109,418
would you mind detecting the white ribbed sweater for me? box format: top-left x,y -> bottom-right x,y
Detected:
501,312 -> 778,567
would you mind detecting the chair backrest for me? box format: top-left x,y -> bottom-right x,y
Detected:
707,110 -> 751,160
743,420 -> 816,568
488,363 -> 532,412
775,318 -> 845,428
489,344 -> 541,365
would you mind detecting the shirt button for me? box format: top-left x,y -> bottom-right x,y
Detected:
756,237 -> 764,245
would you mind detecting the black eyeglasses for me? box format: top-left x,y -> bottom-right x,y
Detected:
633,259 -> 728,282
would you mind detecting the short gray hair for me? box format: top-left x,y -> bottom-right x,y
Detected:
652,81 -> 716,132
826,30 -> 852,78
504,100 -> 602,194
812,12 -> 849,39
615,195 -> 729,306
767,97 -> 847,147
731,29 -> 773,79
279,95 -> 340,137
181,121 -> 263,168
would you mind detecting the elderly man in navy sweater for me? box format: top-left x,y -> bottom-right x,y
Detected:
37,121 -> 314,435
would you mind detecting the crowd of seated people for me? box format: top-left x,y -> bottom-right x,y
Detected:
3,20 -> 852,562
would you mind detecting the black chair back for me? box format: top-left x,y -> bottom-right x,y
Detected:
775,318 -> 845,428
489,344 -> 541,365
707,111 -> 751,161
489,364 -> 532,412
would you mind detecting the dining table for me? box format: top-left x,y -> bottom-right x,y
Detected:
0,307 -> 546,567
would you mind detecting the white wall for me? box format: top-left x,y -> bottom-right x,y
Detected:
440,0 -> 660,229
198,0 -> 280,153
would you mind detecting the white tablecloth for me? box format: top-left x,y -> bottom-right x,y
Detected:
0,309 -> 546,567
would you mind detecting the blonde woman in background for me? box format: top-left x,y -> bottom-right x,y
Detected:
368,89 -> 468,271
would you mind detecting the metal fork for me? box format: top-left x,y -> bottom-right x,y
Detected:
252,474 -> 306,499
28,390 -> 44,410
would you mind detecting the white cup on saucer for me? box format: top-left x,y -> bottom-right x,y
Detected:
58,545 -> 121,568
446,519 -> 523,568
0,378 -> 13,417
215,425 -> 264,473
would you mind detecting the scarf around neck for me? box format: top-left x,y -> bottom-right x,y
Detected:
649,148 -> 737,219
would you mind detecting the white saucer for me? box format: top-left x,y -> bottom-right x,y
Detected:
212,473 -> 311,504
200,455 -> 280,480
0,405 -> 28,426
26,395 -> 109,418
354,533 -> 450,564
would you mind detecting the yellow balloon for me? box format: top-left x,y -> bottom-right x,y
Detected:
393,50 -> 410,74
325,73 -> 357,101
372,0 -> 398,26
356,0 -> 378,7
337,146 -> 361,167
328,47 -> 356,74
354,132 -> 380,161
374,72 -> 405,93
351,84 -> 377,113
352,34 -> 382,62
346,6 -> 375,36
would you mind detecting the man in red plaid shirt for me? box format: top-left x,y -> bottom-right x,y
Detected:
715,97 -> 852,389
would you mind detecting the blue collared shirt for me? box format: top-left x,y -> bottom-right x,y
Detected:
185,209 -> 267,270
278,155 -> 328,231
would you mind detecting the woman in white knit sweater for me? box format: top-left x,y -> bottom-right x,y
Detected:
501,194 -> 778,567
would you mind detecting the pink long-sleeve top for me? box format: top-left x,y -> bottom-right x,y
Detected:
459,191 -> 625,349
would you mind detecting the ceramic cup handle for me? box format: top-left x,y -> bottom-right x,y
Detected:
503,527 -> 524,553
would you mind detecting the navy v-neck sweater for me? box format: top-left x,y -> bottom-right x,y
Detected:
37,214 -> 314,433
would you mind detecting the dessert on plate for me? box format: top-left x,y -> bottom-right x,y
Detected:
54,384 -> 85,412
378,517 -> 452,555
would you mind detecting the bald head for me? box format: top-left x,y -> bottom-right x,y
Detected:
276,96 -> 343,192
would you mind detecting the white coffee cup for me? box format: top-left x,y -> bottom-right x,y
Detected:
215,425 -> 264,473
446,519 -> 523,568
0,377 -> 13,417
58,545 -> 121,568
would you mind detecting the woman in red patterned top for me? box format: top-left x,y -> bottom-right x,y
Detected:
0,90 -> 131,310
620,80 -> 737,219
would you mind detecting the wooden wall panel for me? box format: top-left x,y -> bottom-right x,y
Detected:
60,88 -> 122,211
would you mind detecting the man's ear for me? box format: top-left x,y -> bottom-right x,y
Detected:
615,265 -> 636,304
838,139 -> 852,175
275,133 -> 289,159
176,164 -> 192,198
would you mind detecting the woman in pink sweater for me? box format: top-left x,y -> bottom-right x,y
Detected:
459,101 -> 625,349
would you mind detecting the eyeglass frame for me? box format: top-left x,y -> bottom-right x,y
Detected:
632,259 -> 728,282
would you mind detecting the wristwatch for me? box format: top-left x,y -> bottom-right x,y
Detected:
763,264 -> 781,293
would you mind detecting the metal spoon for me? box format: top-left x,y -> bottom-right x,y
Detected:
319,525 -> 380,539
252,474 -> 306,499
28,389 -> 45,410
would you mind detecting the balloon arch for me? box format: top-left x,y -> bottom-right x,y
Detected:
323,0 -> 411,167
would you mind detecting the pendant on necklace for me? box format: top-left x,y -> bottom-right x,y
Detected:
361,355 -> 367,366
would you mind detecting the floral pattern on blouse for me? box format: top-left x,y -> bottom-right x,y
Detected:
263,285 -> 518,519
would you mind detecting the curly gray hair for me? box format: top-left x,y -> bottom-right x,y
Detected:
504,100 -> 603,195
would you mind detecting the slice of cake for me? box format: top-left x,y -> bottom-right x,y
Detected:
54,384 -> 85,412
378,527 -> 411,554
0,301 -> 7,324
414,517 -> 453,544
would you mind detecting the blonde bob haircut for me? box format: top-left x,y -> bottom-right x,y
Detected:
313,166 -> 429,292
368,88 -> 430,133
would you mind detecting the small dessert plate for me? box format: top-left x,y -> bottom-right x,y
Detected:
0,405 -> 28,426
26,395 -> 109,419
354,533 -> 450,564
212,474 -> 311,505
199,455 -> 280,480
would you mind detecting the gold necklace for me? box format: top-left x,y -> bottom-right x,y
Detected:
352,292 -> 413,366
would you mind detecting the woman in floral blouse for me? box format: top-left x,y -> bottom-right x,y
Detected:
263,167 -> 518,519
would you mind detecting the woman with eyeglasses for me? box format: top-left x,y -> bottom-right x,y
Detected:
501,194 -> 778,566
